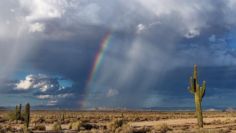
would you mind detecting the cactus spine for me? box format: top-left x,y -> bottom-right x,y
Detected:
24,103 -> 30,128
188,64 -> 206,128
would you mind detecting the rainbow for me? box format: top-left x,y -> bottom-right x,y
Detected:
87,32 -> 112,83
81,32 -> 112,108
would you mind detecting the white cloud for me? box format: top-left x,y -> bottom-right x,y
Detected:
18,0 -> 101,24
75,3 -> 101,24
15,75 -> 36,90
57,93 -> 73,98
136,21 -> 161,34
37,95 -> 52,99
15,74 -> 75,106
10,9 -> 15,13
36,93 -> 73,99
135,0 -> 213,38
15,74 -> 56,92
37,93 -> 73,106
184,28 -> 200,38
136,24 -> 146,34
19,0 -> 67,22
18,0 -> 69,34
29,22 -> 45,33
107,89 -> 119,97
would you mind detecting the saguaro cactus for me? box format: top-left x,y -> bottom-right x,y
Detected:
24,103 -> 30,128
19,104 -> 22,120
15,105 -> 19,120
15,104 -> 22,121
188,64 -> 206,128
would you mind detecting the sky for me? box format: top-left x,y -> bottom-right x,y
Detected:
1,0 -> 236,109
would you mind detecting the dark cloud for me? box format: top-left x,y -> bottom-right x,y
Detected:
1,0 -> 236,108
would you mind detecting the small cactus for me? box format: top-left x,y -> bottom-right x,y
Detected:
15,105 -> 19,120
19,104 -> 22,120
188,64 -> 206,128
61,113 -> 65,123
15,104 -> 22,121
24,103 -> 30,128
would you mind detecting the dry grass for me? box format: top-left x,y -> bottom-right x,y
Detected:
0,110 -> 235,132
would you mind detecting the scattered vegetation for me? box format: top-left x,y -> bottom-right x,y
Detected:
0,103 -> 236,132
69,121 -> 83,130
108,118 -> 127,132
33,124 -> 46,131
52,121 -> 62,132
158,124 -> 172,133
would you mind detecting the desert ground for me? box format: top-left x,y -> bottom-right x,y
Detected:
0,110 -> 236,133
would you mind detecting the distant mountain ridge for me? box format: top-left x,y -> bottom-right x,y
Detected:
1,105 -> 236,112
142,106 -> 236,112
0,106 -> 9,110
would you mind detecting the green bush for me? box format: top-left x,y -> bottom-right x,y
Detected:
108,118 -> 127,132
69,121 -> 82,130
52,122 -> 62,131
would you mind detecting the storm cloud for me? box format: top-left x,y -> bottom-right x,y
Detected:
0,0 -> 236,109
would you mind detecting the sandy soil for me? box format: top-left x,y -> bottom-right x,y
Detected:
130,117 -> 236,127
2,111 -> 236,132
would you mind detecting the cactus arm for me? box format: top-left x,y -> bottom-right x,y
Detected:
199,87 -> 203,102
200,81 -> 206,98
188,86 -> 194,95
188,77 -> 195,94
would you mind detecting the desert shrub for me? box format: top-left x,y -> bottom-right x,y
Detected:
119,125 -> 134,133
223,118 -> 232,124
33,124 -> 46,131
220,128 -> 231,133
0,125 -> 24,133
82,123 -> 94,130
69,123 -> 72,129
211,119 -> 222,125
69,121 -> 96,131
36,116 -> 45,123
7,111 -> 16,121
22,126 -> 33,133
180,125 -> 189,130
45,118 -> 55,124
196,128 -> 232,133
114,125 -> 140,133
108,118 -> 127,132
0,125 -> 4,133
5,125 -> 14,132
112,119 -> 126,128
0,117 -> 7,123
64,119 -> 70,124
69,121 -> 83,130
133,126 -> 151,133
157,124 -> 172,133
0,129 -> 4,133
52,122 -> 62,131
